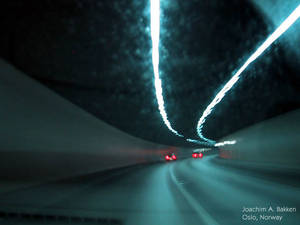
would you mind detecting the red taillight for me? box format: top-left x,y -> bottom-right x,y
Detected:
192,153 -> 198,158
165,155 -> 170,161
199,153 -> 203,158
172,155 -> 177,160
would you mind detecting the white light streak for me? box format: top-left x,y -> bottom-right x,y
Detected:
150,0 -> 183,137
186,138 -> 214,146
196,5 -> 300,141
150,1 -> 212,145
193,148 -> 213,153
214,140 -> 236,147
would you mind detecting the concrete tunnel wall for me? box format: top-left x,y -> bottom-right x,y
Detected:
218,109 -> 300,166
0,59 -> 189,187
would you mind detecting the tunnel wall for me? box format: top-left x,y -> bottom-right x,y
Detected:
0,59 -> 187,191
218,109 -> 300,165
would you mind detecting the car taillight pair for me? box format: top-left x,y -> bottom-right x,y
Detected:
192,153 -> 203,158
165,154 -> 176,161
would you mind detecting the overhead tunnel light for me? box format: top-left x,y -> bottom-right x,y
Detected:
196,4 -> 300,142
150,0 -> 183,137
215,140 -> 236,147
150,0 -> 213,145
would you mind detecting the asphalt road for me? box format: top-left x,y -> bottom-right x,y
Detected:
0,155 -> 299,225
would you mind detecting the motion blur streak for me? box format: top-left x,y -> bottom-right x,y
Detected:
150,0 -> 211,145
196,4 -> 300,142
150,0 -> 183,137
186,138 -> 214,146
215,140 -> 236,147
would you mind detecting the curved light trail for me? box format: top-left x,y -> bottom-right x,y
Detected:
186,138 -> 214,146
150,0 -> 183,137
196,4 -> 300,141
150,0 -> 213,145
150,0 -> 214,145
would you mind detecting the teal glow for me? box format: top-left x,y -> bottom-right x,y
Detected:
196,4 -> 300,141
215,140 -> 236,147
150,0 -> 183,137
150,0 -> 211,145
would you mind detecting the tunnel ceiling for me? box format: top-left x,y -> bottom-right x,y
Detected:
1,0 -> 299,147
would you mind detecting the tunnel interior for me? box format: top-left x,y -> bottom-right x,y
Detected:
0,0 -> 299,225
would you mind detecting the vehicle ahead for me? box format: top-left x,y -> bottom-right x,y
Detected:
192,149 -> 203,159
165,153 -> 177,161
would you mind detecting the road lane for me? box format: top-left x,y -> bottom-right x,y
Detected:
0,155 -> 299,225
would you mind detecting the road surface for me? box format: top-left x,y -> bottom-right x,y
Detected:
0,155 -> 299,225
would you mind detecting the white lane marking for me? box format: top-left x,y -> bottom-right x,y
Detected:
169,164 -> 219,225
